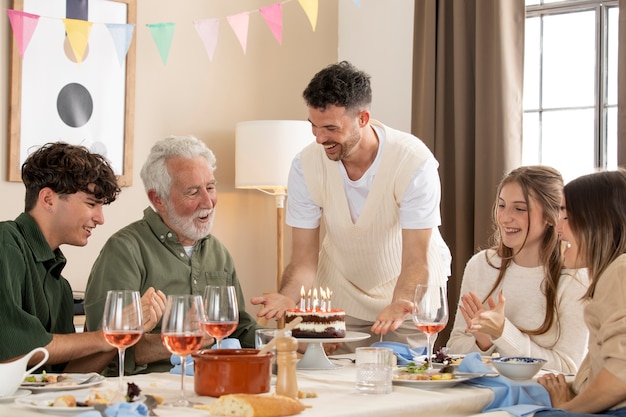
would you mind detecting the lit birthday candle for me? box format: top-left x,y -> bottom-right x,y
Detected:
300,286 -> 306,312
307,288 -> 312,311
320,287 -> 327,312
312,288 -> 319,311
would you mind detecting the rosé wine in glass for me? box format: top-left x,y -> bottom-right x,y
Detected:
412,284 -> 448,371
102,290 -> 143,394
161,295 -> 206,407
202,286 -> 239,349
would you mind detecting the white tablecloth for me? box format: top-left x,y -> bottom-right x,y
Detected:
2,361 -> 502,417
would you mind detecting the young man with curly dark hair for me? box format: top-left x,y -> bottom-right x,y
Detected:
0,142 -> 163,373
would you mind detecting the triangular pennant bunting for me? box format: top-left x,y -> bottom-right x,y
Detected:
298,0 -> 318,32
63,18 -> 94,64
226,12 -> 250,54
105,23 -> 135,66
193,18 -> 220,62
146,22 -> 175,65
6,9 -> 40,58
259,3 -> 283,45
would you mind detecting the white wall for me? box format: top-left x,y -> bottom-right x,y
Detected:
339,0 -> 414,132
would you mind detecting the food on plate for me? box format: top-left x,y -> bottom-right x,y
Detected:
393,372 -> 455,381
284,308 -> 346,338
52,395 -> 77,407
24,371 -> 71,384
48,382 -> 143,407
196,394 -> 307,417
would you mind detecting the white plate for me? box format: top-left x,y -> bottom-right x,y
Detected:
21,373 -> 104,392
15,389 -> 144,415
15,389 -> 97,415
392,376 -> 469,389
0,389 -> 31,403
295,331 -> 371,344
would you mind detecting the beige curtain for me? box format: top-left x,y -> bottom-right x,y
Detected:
412,0 -> 525,347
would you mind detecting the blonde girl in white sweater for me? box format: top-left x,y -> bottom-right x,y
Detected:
447,166 -> 588,373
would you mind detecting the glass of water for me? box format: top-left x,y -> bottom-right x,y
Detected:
355,347 -> 394,394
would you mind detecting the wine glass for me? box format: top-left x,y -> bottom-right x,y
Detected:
161,295 -> 206,407
102,290 -> 143,394
412,284 -> 449,371
202,285 -> 239,349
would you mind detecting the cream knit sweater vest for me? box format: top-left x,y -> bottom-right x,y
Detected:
300,120 -> 449,321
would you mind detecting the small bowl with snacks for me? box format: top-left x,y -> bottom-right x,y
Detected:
491,356 -> 547,380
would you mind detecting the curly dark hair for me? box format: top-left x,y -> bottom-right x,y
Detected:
302,61 -> 372,114
21,142 -> 121,211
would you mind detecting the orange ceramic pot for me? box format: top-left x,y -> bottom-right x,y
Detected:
192,348 -> 273,397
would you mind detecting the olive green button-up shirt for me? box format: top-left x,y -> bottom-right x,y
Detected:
0,213 -> 74,372
84,207 -> 262,374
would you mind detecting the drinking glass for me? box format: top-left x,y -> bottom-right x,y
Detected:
202,285 -> 239,349
102,290 -> 143,394
412,284 -> 449,371
161,295 -> 206,407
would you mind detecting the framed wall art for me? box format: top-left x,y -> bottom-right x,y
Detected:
8,0 -> 136,185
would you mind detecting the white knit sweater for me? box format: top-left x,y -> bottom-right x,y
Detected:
300,121 -> 449,322
447,249 -> 589,373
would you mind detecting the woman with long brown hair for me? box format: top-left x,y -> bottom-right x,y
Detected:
537,169 -> 626,416
448,166 -> 589,373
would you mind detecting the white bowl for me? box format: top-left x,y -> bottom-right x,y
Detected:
491,357 -> 547,380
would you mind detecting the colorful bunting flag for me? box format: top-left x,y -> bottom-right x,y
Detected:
298,0 -> 318,32
105,23 -> 135,66
7,9 -> 40,58
194,18 -> 220,62
7,0 -> 361,65
259,3 -> 283,45
63,18 -> 94,64
146,22 -> 175,65
226,12 -> 250,54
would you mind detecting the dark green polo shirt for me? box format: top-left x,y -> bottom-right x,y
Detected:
0,213 -> 74,372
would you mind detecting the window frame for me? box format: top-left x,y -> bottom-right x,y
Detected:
524,0 -> 618,171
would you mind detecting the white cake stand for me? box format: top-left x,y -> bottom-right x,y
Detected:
295,331 -> 370,370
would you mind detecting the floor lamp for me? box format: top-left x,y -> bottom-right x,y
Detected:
235,120 -> 314,298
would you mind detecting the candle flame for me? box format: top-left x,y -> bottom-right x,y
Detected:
300,286 -> 305,297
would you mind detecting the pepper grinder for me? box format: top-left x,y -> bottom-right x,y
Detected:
275,336 -> 299,398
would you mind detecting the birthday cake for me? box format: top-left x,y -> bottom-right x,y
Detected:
285,309 -> 346,338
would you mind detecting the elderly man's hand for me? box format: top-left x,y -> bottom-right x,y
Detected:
141,287 -> 166,333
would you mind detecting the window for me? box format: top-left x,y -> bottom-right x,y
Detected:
523,0 -> 618,183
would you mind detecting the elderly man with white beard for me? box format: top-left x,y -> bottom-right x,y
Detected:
84,135 -> 264,375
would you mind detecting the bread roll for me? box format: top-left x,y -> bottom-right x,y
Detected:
203,394 -> 307,417
52,395 -> 77,407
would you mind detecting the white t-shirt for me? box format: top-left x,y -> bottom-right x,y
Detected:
286,124 -> 442,229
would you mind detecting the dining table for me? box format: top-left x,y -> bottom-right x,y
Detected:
1,355 -> 514,417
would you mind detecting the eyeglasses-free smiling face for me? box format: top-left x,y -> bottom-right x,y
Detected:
158,155 -> 217,246
48,187 -> 105,250
496,182 -> 549,266
556,195 -> 583,269
308,105 -> 364,162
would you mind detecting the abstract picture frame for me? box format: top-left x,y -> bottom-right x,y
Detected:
8,0 -> 136,186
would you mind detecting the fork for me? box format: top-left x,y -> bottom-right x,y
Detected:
78,374 -> 101,385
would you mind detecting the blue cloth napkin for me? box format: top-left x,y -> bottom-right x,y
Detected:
170,338 -> 242,375
75,402 -> 148,417
459,352 -> 552,417
370,341 -> 427,366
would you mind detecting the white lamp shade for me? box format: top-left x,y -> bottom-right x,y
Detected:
235,120 -> 315,190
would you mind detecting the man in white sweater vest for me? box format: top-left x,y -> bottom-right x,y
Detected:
252,61 -> 451,352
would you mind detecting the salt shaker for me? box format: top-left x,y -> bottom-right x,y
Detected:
275,336 -> 299,398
